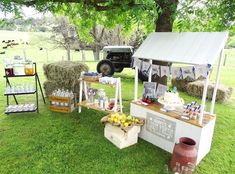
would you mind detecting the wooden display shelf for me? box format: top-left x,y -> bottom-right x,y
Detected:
5,108 -> 38,114
4,74 -> 35,78
49,105 -> 75,113
78,77 -> 122,113
131,101 -> 215,128
79,79 -> 116,87
4,91 -> 36,96
77,100 -> 114,113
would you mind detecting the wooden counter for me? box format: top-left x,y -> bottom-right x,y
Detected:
131,101 -> 215,128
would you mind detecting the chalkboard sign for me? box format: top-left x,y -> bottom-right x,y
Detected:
146,112 -> 176,142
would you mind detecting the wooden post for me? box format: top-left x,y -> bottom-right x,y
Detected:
148,59 -> 152,82
210,50 -> 223,114
223,54 -> 227,66
84,81 -> 88,100
79,75 -> 83,113
46,49 -> 49,63
134,64 -> 139,101
114,78 -> 119,112
199,70 -> 211,125
118,78 -> 123,113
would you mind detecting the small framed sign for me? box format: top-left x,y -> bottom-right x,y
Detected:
142,82 -> 157,99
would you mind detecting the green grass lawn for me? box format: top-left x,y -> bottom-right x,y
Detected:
0,32 -> 235,173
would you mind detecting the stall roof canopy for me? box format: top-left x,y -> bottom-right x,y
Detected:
133,32 -> 228,65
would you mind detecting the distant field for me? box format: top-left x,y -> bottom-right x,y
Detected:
0,30 -> 101,63
0,31 -> 234,100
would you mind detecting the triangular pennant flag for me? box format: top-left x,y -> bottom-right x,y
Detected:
160,66 -> 170,77
171,67 -> 182,79
194,65 -> 209,79
152,64 -> 160,76
181,66 -> 195,80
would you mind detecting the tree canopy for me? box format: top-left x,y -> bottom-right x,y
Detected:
0,0 -> 234,40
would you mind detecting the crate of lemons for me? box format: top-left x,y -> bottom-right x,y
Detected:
101,113 -> 144,131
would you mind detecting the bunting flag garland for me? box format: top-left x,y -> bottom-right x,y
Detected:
171,67 -> 182,79
181,66 -> 195,80
194,65 -> 209,79
160,66 -> 170,77
136,61 -> 210,80
152,64 -> 160,76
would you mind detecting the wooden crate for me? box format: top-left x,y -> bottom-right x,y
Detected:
48,94 -> 76,113
104,123 -> 141,149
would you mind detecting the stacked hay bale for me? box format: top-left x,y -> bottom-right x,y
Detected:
171,77 -> 195,92
186,80 -> 233,103
43,61 -> 89,96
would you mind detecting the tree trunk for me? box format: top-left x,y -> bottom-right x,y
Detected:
153,0 -> 179,85
155,0 -> 178,32
81,49 -> 86,63
66,48 -> 71,61
93,46 -> 100,61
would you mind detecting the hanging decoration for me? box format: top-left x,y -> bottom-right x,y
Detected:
171,67 -> 182,79
160,66 -> 170,77
194,65 -> 209,79
152,64 -> 160,76
135,60 -> 210,80
181,66 -> 195,80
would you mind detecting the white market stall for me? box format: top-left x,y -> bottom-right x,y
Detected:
130,32 -> 228,164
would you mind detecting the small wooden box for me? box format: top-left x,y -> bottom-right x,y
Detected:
104,123 -> 141,149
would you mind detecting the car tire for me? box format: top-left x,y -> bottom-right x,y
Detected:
97,59 -> 115,76
114,67 -> 124,73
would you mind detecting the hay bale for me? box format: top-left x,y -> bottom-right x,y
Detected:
43,80 -> 58,96
186,80 -> 233,103
43,61 -> 88,96
43,61 -> 88,86
171,77 -> 195,91
171,76 -> 206,92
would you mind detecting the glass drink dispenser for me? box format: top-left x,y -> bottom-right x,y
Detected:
24,62 -> 34,75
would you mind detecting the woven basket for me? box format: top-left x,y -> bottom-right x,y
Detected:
83,74 -> 102,82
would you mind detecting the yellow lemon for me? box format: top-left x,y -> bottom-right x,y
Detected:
123,122 -> 129,127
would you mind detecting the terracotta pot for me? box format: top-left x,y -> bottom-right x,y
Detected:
170,137 -> 197,173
